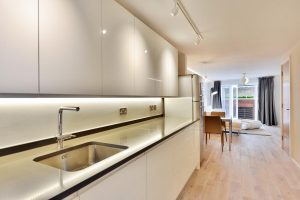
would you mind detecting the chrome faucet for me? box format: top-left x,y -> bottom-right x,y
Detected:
57,106 -> 80,149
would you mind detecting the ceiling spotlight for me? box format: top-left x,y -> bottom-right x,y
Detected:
194,35 -> 201,45
194,38 -> 200,45
170,0 -> 179,16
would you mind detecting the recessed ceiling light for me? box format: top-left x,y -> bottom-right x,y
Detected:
102,29 -> 107,35
144,49 -> 148,54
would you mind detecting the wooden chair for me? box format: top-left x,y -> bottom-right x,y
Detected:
211,111 -> 227,142
204,116 -> 224,152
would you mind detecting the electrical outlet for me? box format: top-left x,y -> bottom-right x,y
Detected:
149,105 -> 154,111
149,105 -> 157,111
119,107 -> 127,115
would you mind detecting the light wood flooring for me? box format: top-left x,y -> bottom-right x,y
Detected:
179,126 -> 300,200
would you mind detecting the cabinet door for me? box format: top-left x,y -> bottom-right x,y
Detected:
160,41 -> 178,97
39,0 -> 101,95
147,128 -> 195,200
0,0 -> 38,93
147,136 -> 178,200
102,0 -> 135,95
193,121 -> 201,168
79,155 -> 146,200
134,19 -> 162,96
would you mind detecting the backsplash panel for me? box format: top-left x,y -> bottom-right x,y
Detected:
0,98 -> 162,148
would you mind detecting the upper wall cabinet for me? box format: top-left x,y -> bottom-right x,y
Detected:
160,40 -> 178,97
39,0 -> 101,95
134,19 -> 163,96
101,0 -> 135,96
134,18 -> 178,97
0,0 -> 38,93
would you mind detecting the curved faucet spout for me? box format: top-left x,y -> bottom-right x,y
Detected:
57,106 -> 80,149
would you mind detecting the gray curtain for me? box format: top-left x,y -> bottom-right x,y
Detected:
212,81 -> 222,109
258,76 -> 278,126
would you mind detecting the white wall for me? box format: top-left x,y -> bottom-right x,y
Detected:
0,98 -> 162,148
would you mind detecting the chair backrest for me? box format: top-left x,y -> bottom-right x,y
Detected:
211,111 -> 225,118
204,116 -> 223,134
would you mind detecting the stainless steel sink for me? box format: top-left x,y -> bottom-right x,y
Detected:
34,142 -> 128,172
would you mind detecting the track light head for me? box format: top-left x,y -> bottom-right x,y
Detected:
194,35 -> 201,45
170,0 -> 179,16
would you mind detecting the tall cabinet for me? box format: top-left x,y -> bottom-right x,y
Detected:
0,0 -> 38,93
39,0 -> 102,95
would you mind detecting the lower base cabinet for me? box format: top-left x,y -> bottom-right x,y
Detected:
147,125 -> 196,200
76,123 -> 200,200
79,155 -> 147,200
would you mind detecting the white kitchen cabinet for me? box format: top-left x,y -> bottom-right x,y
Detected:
134,18 -> 178,97
79,155 -> 147,200
74,124 -> 199,200
147,127 -> 196,200
39,0 -> 101,95
193,121 -> 201,169
101,0 -> 135,96
134,18 -> 164,96
160,40 -> 178,96
0,0 -> 38,93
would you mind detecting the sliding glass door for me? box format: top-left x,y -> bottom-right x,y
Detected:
222,84 -> 257,120
232,85 -> 238,119
221,85 -> 238,119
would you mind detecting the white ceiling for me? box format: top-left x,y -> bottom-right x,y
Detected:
117,0 -> 300,80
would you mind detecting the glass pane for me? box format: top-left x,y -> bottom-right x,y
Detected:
233,86 -> 237,119
238,86 -> 256,119
221,87 -> 230,118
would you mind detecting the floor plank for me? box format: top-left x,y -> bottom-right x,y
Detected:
179,126 -> 300,200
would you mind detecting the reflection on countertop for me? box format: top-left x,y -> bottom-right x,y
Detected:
0,117 -> 193,200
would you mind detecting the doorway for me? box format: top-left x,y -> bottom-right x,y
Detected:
281,60 -> 291,154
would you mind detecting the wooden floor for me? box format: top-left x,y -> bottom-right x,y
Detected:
179,126 -> 300,200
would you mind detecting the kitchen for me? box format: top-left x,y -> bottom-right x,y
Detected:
0,0 -> 203,199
